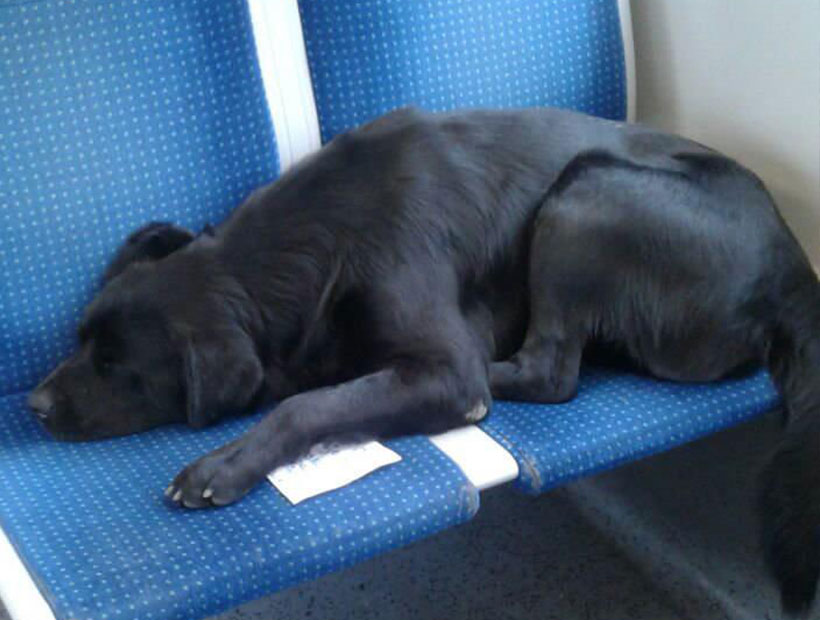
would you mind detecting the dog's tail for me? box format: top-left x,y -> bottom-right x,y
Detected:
760,273 -> 820,614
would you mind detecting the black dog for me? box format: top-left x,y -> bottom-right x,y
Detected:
28,107 -> 820,614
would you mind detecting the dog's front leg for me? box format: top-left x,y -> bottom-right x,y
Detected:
167,362 -> 489,508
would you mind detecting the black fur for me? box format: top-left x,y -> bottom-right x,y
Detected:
103,222 -> 196,282
27,107 -> 820,612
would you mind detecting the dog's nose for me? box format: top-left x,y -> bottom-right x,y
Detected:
27,387 -> 56,421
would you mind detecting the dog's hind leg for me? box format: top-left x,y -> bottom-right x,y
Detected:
489,275 -> 584,403
489,198 -> 590,403
490,333 -> 583,403
491,149 -> 775,405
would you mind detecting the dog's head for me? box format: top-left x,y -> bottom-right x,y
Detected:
27,223 -> 264,440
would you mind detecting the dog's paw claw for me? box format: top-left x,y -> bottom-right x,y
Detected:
166,439 -> 263,510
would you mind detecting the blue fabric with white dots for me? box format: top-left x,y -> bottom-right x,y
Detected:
0,0 -> 279,395
0,393 -> 479,620
298,0 -> 626,143
481,368 -> 780,493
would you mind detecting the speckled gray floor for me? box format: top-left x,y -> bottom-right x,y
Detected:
1,412 -> 807,620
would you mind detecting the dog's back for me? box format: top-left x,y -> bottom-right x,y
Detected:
214,108 -> 710,296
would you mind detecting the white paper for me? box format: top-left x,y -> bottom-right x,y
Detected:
267,441 -> 402,504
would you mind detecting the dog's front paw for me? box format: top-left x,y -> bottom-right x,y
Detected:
166,438 -> 265,509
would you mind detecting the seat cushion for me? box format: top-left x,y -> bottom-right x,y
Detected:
0,0 -> 279,395
0,393 -> 478,620
298,0 -> 628,142
480,368 -> 780,493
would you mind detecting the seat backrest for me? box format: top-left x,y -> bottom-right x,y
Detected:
0,0 -> 279,395
298,0 -> 628,142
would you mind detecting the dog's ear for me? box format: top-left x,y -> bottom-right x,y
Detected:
182,328 -> 264,429
104,222 -> 196,282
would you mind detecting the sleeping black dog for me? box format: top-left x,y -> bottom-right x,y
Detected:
27,107 -> 820,614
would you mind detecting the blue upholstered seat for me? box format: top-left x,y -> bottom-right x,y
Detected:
296,0 -> 780,495
0,2 -> 479,619
0,393 -> 478,620
481,368 -> 779,493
